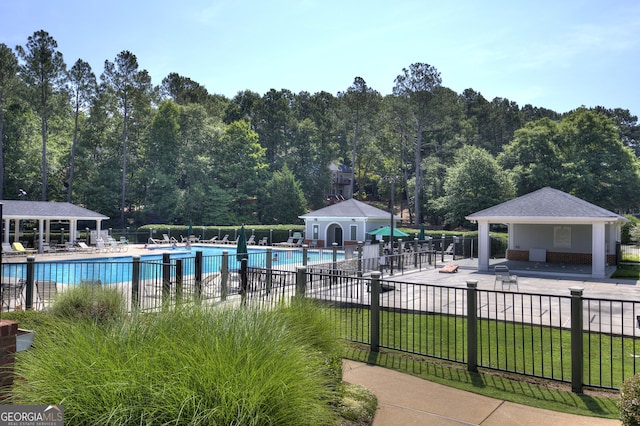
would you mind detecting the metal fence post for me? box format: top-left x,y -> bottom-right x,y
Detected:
131,255 -> 140,309
466,280 -> 478,373
332,243 -> 338,287
370,272 -> 381,352
175,258 -> 183,303
357,241 -> 363,277
570,286 -> 584,393
240,258 -> 248,305
221,251 -> 228,301
194,251 -> 203,298
296,266 -> 307,298
25,256 -> 35,310
266,248 -> 273,293
162,253 -> 171,305
414,238 -> 418,268
302,245 -> 308,267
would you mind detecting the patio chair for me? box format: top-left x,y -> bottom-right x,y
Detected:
257,237 -> 268,246
274,237 -> 294,247
247,235 -> 256,245
1,279 -> 25,311
494,265 -> 519,291
76,242 -> 94,253
12,242 -> 33,255
36,280 -> 57,308
2,242 -> 23,256
219,235 -> 230,244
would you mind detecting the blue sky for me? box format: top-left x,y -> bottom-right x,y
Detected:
2,0 -> 639,116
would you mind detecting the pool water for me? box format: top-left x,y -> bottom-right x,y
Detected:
1,246 -> 342,285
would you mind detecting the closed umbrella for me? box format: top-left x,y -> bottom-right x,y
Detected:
367,226 -> 409,237
236,225 -> 248,262
188,221 -> 193,236
418,223 -> 426,240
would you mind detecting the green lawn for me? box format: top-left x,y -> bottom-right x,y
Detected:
326,306 -> 636,418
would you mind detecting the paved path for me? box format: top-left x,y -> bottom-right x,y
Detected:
343,360 -> 621,425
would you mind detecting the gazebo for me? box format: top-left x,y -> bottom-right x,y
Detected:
1,200 -> 109,253
465,187 -> 627,279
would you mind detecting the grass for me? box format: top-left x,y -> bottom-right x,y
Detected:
8,299 -> 368,425
612,263 -> 640,279
343,344 -> 620,419
326,306 -> 640,389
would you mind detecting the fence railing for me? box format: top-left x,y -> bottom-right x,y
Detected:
4,254 -> 636,392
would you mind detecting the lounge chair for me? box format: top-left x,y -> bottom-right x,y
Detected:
76,242 -> 94,253
247,235 -> 256,245
36,280 -> 57,308
274,237 -> 294,247
494,265 -> 519,291
12,242 -> 33,255
219,235 -> 230,244
292,238 -> 304,247
201,236 -> 218,244
257,237 -> 268,246
40,242 -> 55,254
2,243 -> 23,256
95,238 -> 108,253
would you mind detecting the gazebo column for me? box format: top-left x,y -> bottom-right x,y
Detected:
477,220 -> 490,272
592,222 -> 606,279
38,220 -> 45,254
12,219 -> 19,242
45,220 -> 51,242
3,219 -> 9,243
69,220 -> 78,244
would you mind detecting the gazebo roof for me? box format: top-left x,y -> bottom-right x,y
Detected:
465,187 -> 626,224
300,198 -> 398,220
1,200 -> 108,221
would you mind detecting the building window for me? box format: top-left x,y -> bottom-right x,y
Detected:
350,224 -> 357,241
312,224 -> 319,240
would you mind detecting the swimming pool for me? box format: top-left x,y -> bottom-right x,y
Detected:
1,246 -> 343,285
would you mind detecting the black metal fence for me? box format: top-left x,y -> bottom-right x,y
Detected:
4,251 -> 637,392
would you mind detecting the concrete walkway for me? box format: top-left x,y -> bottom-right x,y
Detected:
343,360 -> 621,425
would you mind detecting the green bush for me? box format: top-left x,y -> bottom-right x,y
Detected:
620,374 -> 640,425
12,304 -> 340,425
49,284 -> 125,325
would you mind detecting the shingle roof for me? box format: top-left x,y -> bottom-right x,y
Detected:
300,198 -> 396,220
466,187 -> 625,221
0,200 -> 109,220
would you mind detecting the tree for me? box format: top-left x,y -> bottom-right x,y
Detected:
0,43 -> 20,199
499,109 -> 640,212
101,51 -> 153,226
436,145 -> 515,227
66,59 -> 96,203
15,30 -> 66,200
212,120 -> 268,222
141,100 -> 181,222
338,77 -> 381,198
259,164 -> 307,224
392,63 -> 442,225
498,118 -> 564,195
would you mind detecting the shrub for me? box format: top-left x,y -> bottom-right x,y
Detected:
620,373 -> 640,425
49,284 -> 125,325
12,304 -> 340,425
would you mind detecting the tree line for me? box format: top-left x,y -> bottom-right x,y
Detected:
1,30 -> 639,229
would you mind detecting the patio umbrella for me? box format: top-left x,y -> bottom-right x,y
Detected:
418,223 -> 425,240
188,221 -> 193,235
236,225 -> 248,262
367,226 -> 409,238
